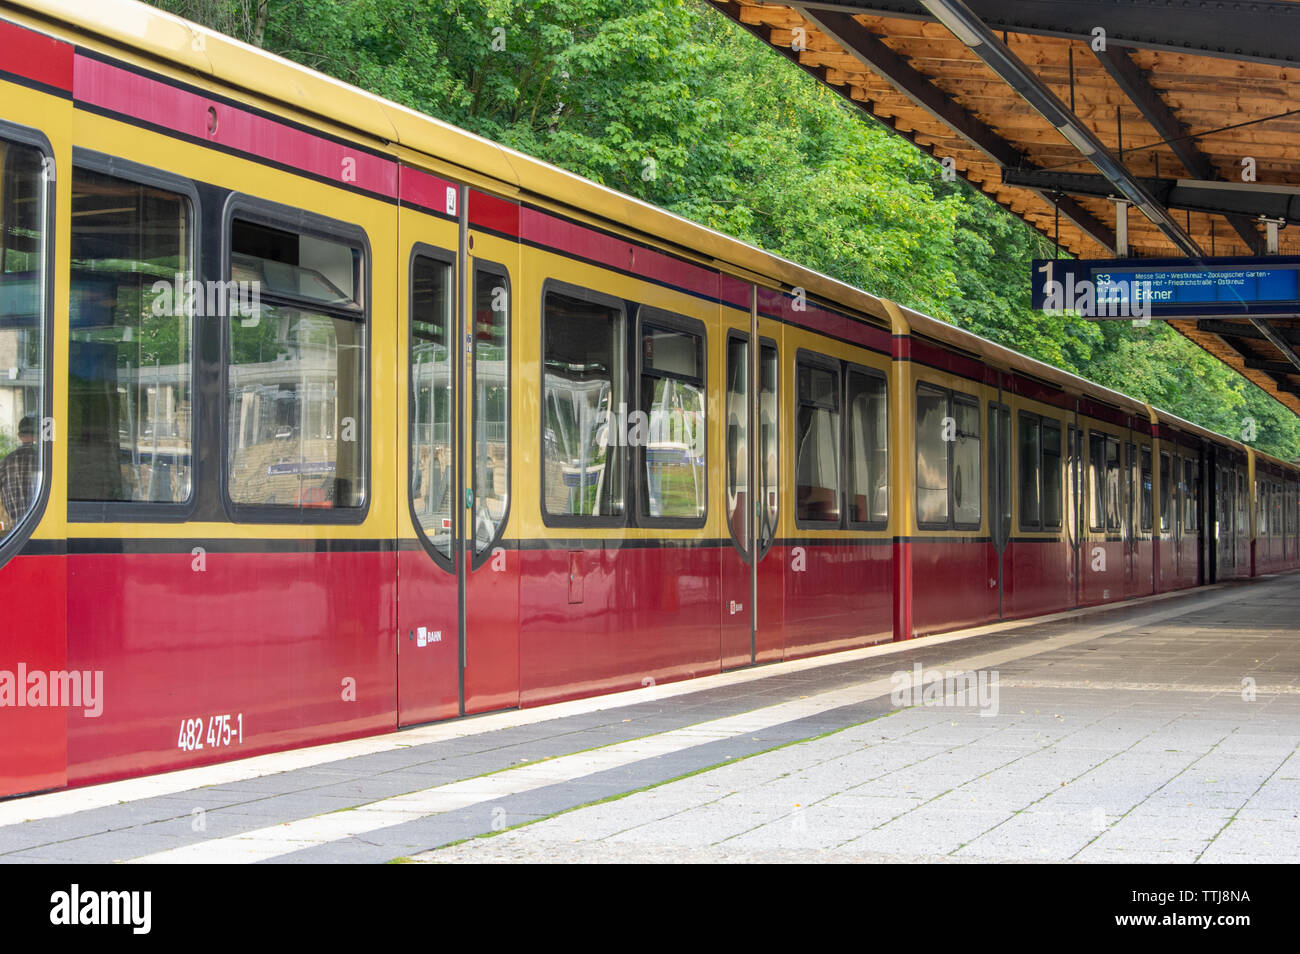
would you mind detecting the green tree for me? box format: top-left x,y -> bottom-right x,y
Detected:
142,0 -> 1300,460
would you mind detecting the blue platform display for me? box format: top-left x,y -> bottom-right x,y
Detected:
1032,256 -> 1300,320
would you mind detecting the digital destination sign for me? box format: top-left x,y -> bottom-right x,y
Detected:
1032,255 -> 1300,320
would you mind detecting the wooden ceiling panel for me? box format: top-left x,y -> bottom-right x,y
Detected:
710,0 -> 1300,415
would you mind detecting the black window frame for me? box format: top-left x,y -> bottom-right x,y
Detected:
0,120 -> 55,571
793,349 -> 842,531
915,382 -> 980,532
470,259 -> 512,566
633,305 -> 707,530
1105,434 -> 1122,534
756,337 -> 780,556
1017,411 -> 1063,533
1087,429 -> 1122,535
1139,444 -> 1154,533
538,278 -> 628,529
67,149 -> 202,523
219,195 -> 371,525
407,243 -> 457,574
844,362 -> 889,531
724,329 -> 750,559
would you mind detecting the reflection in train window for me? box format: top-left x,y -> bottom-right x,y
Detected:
638,317 -> 705,523
410,253 -> 453,557
1139,445 -> 1153,531
846,369 -> 887,526
1089,432 -> 1106,532
1042,421 -> 1062,529
542,286 -> 624,520
725,335 -> 747,547
1018,413 -> 1041,529
1105,436 -> 1121,532
796,358 -> 840,525
226,218 -> 365,512
915,384 -> 949,526
68,166 -> 192,506
759,343 -> 779,540
0,137 -> 46,538
1170,454 -> 1180,538
952,394 -> 981,527
473,265 -> 509,552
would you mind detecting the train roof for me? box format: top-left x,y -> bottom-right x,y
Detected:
5,0 -> 1298,475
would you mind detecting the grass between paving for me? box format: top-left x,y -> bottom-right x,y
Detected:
400,708 -> 903,862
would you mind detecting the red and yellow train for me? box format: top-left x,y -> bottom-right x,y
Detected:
0,0 -> 1297,798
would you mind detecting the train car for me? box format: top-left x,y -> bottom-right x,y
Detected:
1,0 -> 1298,799
1252,448 -> 1300,576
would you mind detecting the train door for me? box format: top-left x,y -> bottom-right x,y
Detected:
0,122 -> 64,797
988,400 -> 1011,618
721,292 -> 781,668
399,226 -> 462,725
461,243 -> 518,714
753,330 -> 782,661
721,318 -> 752,669
1065,418 -> 1083,606
1123,437 -> 1137,596
397,182 -> 519,724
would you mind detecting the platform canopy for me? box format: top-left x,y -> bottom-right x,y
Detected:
708,0 -> 1300,414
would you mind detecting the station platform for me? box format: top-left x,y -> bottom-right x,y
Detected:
2,575 -> 1298,864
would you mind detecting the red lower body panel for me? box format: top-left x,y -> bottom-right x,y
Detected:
911,539 -> 998,634
64,549 -> 396,787
518,545 -> 721,707
0,553 -> 67,798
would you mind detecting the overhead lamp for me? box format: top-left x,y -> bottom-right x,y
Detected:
922,0 -> 985,48
1057,124 -> 1097,157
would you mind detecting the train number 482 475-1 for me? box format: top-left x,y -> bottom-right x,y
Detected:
177,714 -> 244,752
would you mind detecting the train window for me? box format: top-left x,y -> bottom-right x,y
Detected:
68,166 -> 194,508
1066,426 -> 1079,542
916,384 -> 949,526
1273,482 -> 1280,540
759,342 -> 779,541
795,358 -> 840,525
1088,432 -> 1105,532
226,216 -> 366,514
1256,480 -> 1264,539
1105,437 -> 1121,532
846,368 -> 887,527
1220,466 -> 1233,545
1125,442 -> 1136,536
0,135 -> 48,543
1018,413 -> 1041,530
473,264 -> 510,553
952,395 -> 981,527
637,314 -> 705,524
1160,452 -> 1173,534
1017,414 -> 1061,531
1236,471 -> 1246,536
1139,445 -> 1153,531
1183,457 -> 1198,535
410,252 -> 454,560
542,284 -> 625,522
1042,422 -> 1062,529
725,335 -> 748,548
1284,478 -> 1294,545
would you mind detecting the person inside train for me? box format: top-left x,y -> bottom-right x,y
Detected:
0,414 -> 39,527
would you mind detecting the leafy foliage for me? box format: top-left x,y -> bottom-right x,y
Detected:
144,0 -> 1300,459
